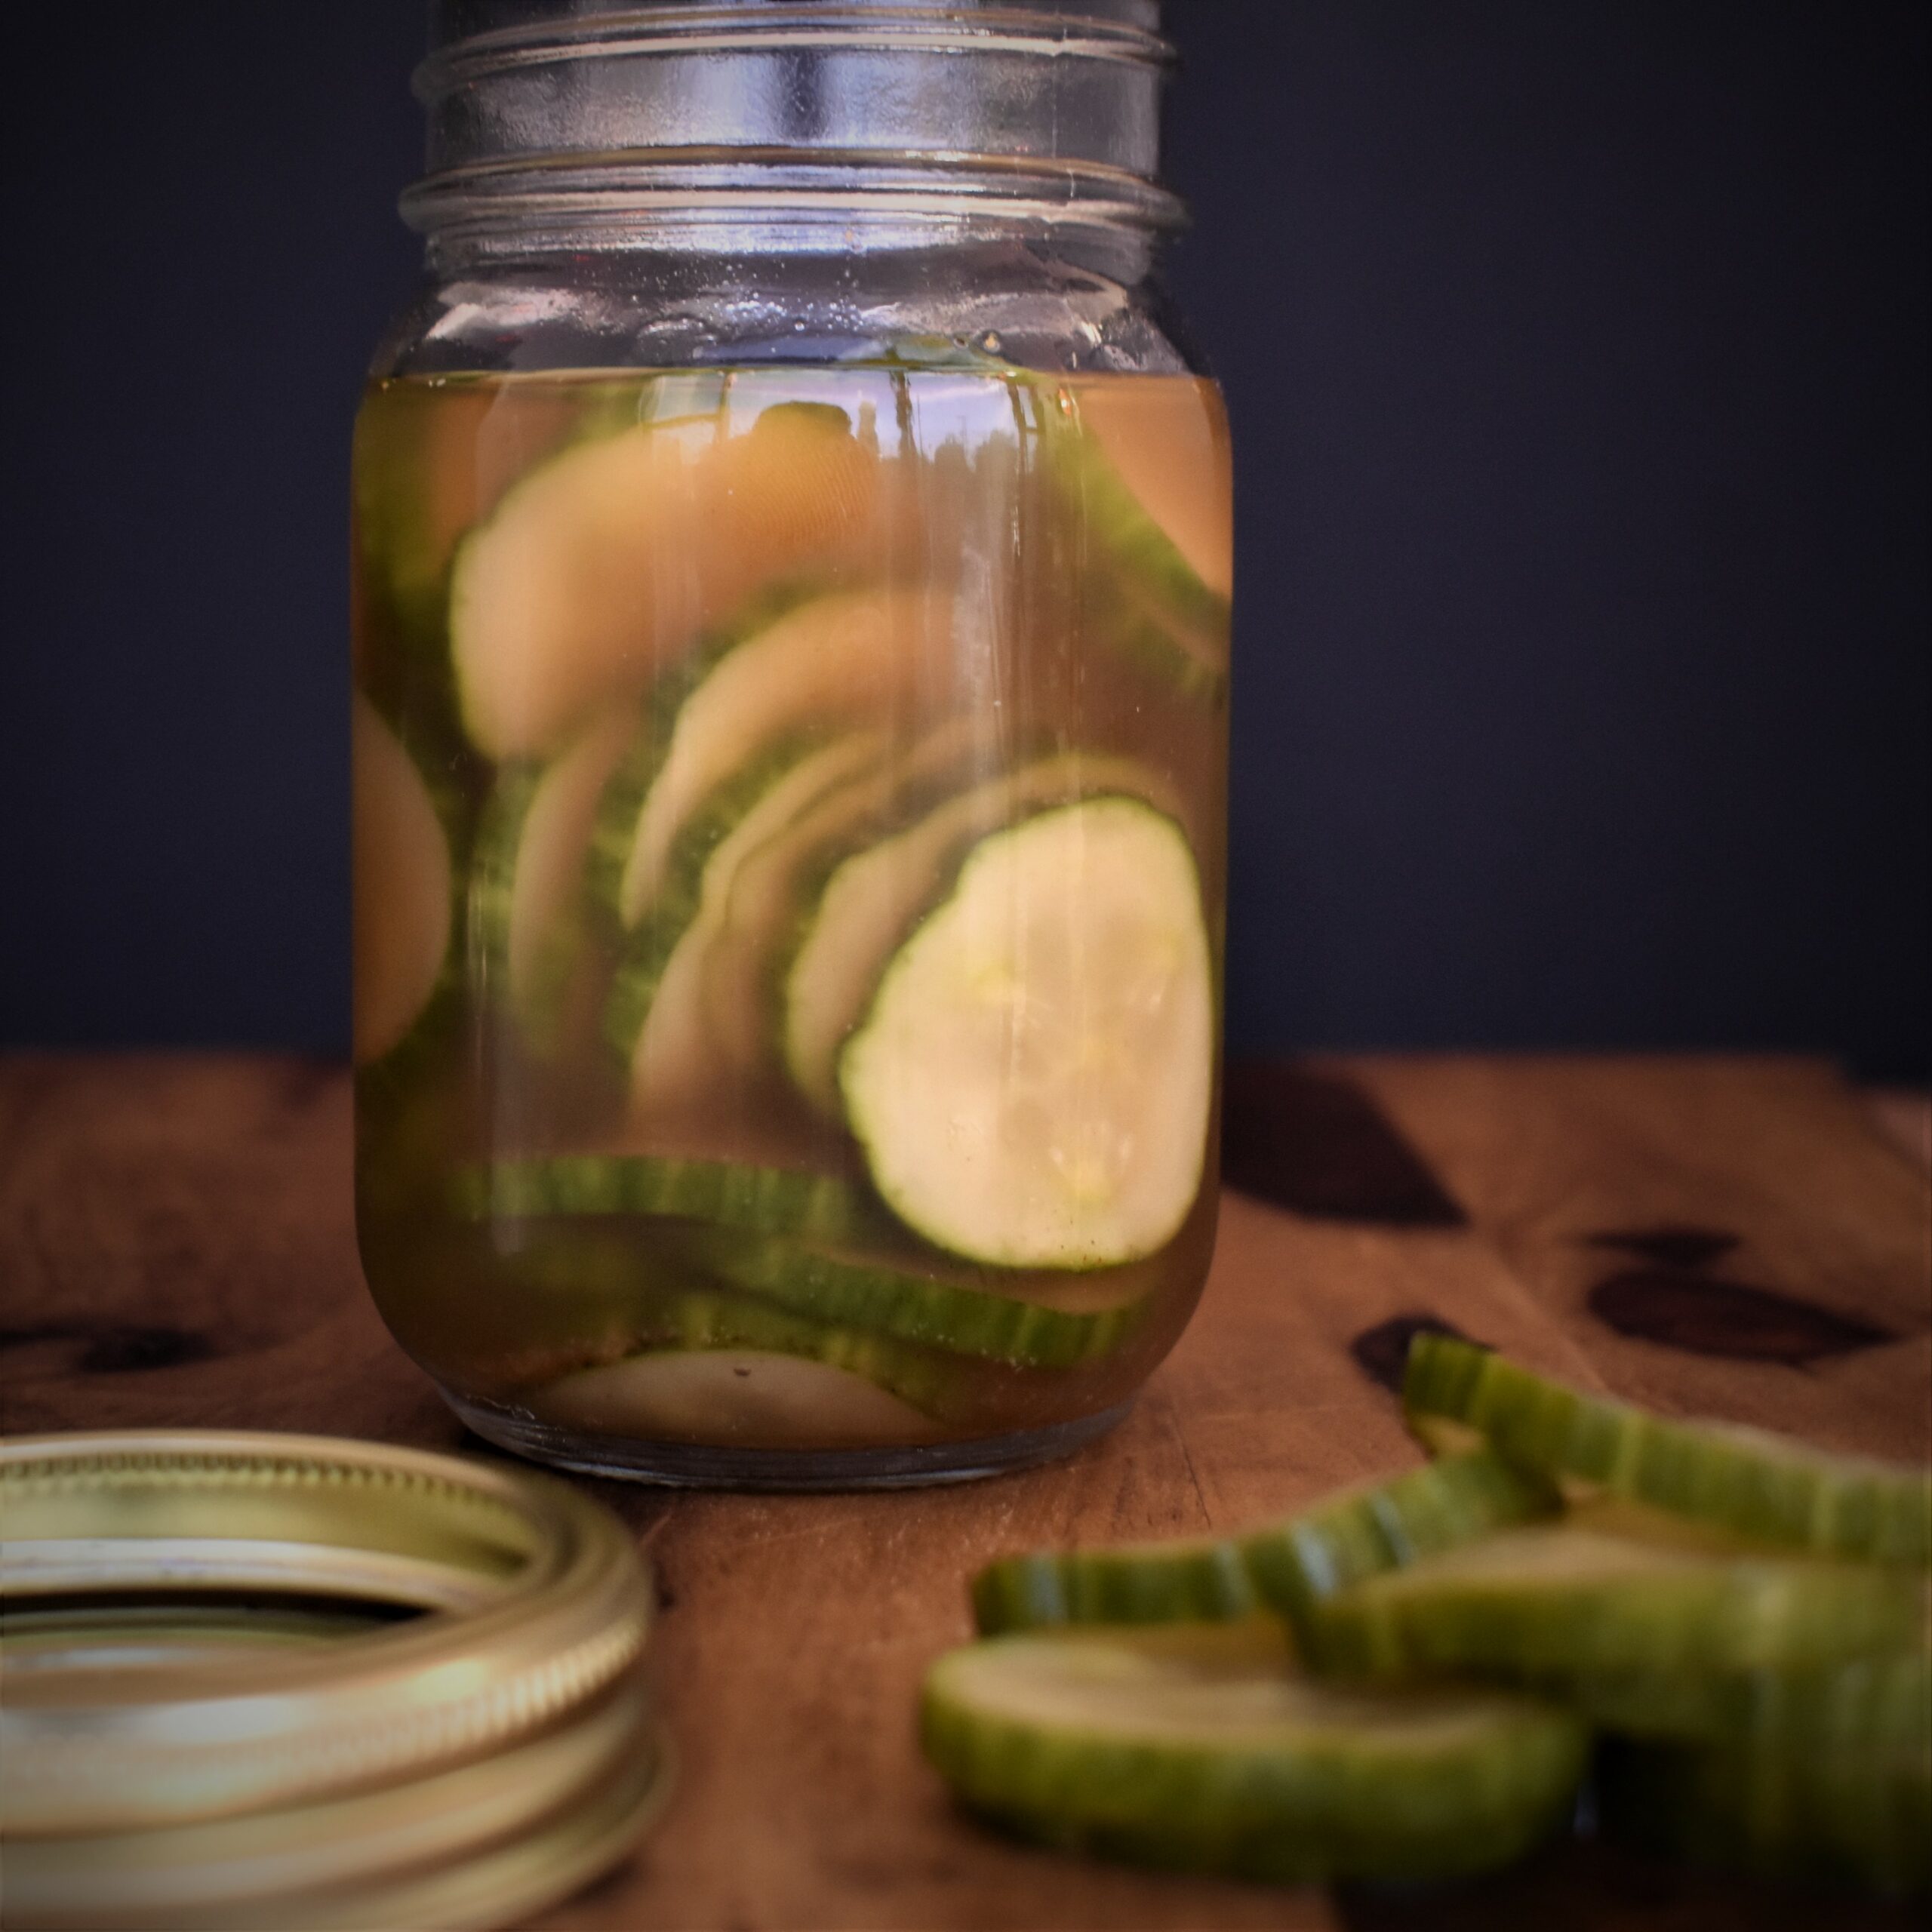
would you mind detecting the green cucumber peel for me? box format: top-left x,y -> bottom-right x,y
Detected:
920,1621 -> 1587,1886
691,1231 -> 1153,1370
1404,1333 -> 1932,1567
971,1449 -> 1558,1637
449,1152 -> 891,1247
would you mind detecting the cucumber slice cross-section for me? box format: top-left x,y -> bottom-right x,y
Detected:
1404,1333 -> 1932,1567
783,752 -> 1188,1118
840,795 -> 1215,1269
971,1450 -> 1558,1636
921,1620 -> 1588,1885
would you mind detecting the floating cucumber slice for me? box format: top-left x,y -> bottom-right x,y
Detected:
614,587 -> 959,927
450,1152 -> 886,1247
540,1349 -> 941,1449
920,1621 -> 1587,1885
689,1231 -> 1152,1370
603,734 -> 884,1105
534,1284 -> 963,1441
784,752 -> 1187,1118
841,796 -> 1215,1269
1404,1333 -> 1932,1567
972,1450 -> 1557,1636
1302,1522 -> 1930,1690
469,709 -> 638,1051
706,716 -> 986,1081
1057,379 -> 1232,703
1598,1724 -> 1931,1896
352,694 -> 454,1065
449,397 -> 887,759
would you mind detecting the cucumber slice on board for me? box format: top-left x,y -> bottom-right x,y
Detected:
920,1620 -> 1587,1885
705,715 -> 986,1080
469,709 -> 639,1051
450,1152 -> 888,1247
602,733 -> 884,1106
352,694 -> 454,1065
614,586 -> 961,927
689,1231 -> 1153,1370
840,796 -> 1215,1269
972,1450 -> 1558,1636
1597,1724 -> 1931,1896
784,752 -> 1189,1118
449,396 -> 888,759
1302,1522 -> 1930,1691
1404,1333 -> 1932,1567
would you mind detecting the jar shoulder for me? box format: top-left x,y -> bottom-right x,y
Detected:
371,243 -> 1209,381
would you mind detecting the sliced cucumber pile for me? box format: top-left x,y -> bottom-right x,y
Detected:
1404,1331 -> 1932,1567
921,1621 -> 1587,1884
926,1339 -> 1929,1893
840,795 -> 1215,1269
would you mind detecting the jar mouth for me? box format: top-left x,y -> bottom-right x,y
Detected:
410,2 -> 1179,239
417,4 -> 1173,92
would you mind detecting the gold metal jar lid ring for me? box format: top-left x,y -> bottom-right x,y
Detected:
2,1432 -> 665,1890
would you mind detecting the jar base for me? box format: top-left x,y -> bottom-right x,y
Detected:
438,1387 -> 1135,1491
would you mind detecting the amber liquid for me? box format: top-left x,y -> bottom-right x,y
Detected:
352,362 -> 1231,1461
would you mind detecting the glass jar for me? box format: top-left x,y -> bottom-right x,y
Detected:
352,0 -> 1232,1485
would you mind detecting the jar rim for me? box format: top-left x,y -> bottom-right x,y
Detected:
418,2 -> 1174,98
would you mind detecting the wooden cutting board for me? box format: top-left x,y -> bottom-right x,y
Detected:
2,1053 -> 1925,1929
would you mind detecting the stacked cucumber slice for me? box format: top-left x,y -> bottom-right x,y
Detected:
353,365 -> 1233,1448
924,1340 -> 1930,1890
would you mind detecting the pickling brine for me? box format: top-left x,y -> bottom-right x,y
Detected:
352,360 -> 1231,1479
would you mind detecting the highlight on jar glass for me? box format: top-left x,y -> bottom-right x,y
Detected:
351,1 -> 1232,1485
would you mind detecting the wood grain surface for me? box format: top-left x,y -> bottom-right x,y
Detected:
2,1054 -> 1927,1930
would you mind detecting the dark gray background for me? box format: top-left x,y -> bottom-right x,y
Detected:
5,2 -> 1926,1075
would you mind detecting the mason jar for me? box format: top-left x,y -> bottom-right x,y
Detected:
352,0 -> 1233,1485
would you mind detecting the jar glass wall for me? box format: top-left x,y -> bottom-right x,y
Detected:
352,0 -> 1232,1484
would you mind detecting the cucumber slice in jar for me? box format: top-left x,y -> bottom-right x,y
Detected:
783,752 -> 1189,1118
352,693 -> 454,1065
612,586 -> 963,929
1404,1334 -> 1932,1567
448,395 -> 888,759
1300,1522 -> 1930,1690
539,1349 -> 941,1450
971,1450 -> 1558,1636
704,715 -> 986,1081
1054,378 -> 1233,704
531,1284 -> 966,1445
688,1231 -> 1154,1370
450,1151 -> 888,1245
470,708 -> 639,1051
838,796 -> 1216,1269
920,1621 -> 1588,1885
603,731 -> 887,1108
